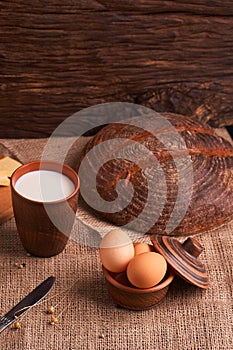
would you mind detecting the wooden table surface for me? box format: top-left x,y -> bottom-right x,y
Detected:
0,0 -> 233,138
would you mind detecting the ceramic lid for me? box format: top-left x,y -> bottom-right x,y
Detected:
151,235 -> 209,289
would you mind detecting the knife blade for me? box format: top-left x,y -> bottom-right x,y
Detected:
0,276 -> 55,333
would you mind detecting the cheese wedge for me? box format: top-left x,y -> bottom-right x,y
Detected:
0,156 -> 22,177
0,176 -> 10,186
0,156 -> 22,186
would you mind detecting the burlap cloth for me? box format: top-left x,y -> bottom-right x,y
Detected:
0,131 -> 232,350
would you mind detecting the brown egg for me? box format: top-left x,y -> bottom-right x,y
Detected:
126,252 -> 167,289
99,229 -> 134,273
134,242 -> 154,255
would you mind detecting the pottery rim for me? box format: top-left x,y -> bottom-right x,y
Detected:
102,265 -> 175,294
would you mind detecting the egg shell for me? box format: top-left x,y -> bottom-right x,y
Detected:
126,252 -> 167,289
100,229 -> 133,249
134,242 -> 154,255
99,229 -> 135,273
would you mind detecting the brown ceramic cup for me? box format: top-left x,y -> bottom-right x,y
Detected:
11,160 -> 80,257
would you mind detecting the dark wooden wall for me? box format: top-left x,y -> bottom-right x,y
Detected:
0,0 -> 233,138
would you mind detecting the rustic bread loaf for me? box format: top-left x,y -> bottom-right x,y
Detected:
78,113 -> 233,236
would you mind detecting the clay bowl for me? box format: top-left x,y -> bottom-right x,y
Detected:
102,266 -> 175,310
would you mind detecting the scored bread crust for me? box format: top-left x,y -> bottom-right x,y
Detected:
77,113 -> 233,236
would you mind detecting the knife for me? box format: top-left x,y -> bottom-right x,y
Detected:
0,276 -> 55,333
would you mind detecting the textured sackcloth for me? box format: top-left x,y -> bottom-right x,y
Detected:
0,130 -> 232,350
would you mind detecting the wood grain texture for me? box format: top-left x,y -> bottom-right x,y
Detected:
102,266 -> 175,310
11,160 -> 79,257
0,1 -> 233,138
151,236 -> 209,289
0,186 -> 13,225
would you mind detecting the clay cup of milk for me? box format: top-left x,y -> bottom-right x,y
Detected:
11,160 -> 80,257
